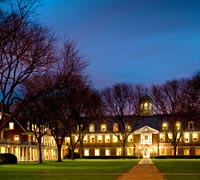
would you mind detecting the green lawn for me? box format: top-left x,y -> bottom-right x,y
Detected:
152,159 -> 200,180
0,159 -> 139,180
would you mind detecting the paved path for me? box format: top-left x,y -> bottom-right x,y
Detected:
116,159 -> 165,180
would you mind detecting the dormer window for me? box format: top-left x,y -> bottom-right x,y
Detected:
162,122 -> 168,131
113,123 -> 119,132
126,123 -> 131,131
89,124 -> 95,132
176,121 -> 181,130
101,124 -> 107,132
9,122 -> 14,130
188,121 -> 194,130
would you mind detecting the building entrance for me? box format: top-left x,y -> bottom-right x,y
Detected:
143,149 -> 150,158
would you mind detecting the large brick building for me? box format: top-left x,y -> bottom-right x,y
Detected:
0,94 -> 199,161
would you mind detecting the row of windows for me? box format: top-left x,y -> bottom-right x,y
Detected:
66,134 -> 133,144
83,147 -> 134,156
162,121 -> 195,131
160,132 -> 199,142
88,123 -> 131,132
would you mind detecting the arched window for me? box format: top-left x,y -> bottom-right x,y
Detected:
101,124 -> 107,132
176,121 -> 181,130
162,122 -> 168,131
113,123 -> 118,132
89,124 -> 95,132
188,121 -> 194,130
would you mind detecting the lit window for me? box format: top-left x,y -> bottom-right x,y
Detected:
113,123 -> 119,132
89,124 -> 95,132
95,148 -> 100,156
65,137 -> 70,145
160,133 -> 165,142
14,135 -> 19,141
144,102 -> 148,109
116,148 -> 122,156
9,122 -> 14,130
84,149 -> 89,156
97,135 -> 102,143
184,148 -> 190,155
167,132 -> 173,140
105,135 -> 110,143
162,122 -> 168,131
126,123 -> 131,131
101,124 -> 107,132
193,133 -> 198,141
128,135 -> 133,142
90,135 -> 95,143
188,121 -> 194,130
83,135 -> 88,143
141,134 -> 152,144
113,135 -> 118,143
184,133 -> 190,143
105,148 -> 110,156
176,122 -> 181,130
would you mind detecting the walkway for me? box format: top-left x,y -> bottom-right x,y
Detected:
116,159 -> 165,180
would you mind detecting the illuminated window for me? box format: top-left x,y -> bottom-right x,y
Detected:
167,132 -> 173,140
184,133 -> 190,143
127,147 -> 133,156
162,122 -> 168,131
97,135 -> 102,143
113,123 -> 119,132
149,103 -> 152,110
128,135 -> 133,142
101,124 -> 107,132
84,149 -> 89,156
83,135 -> 88,143
95,148 -> 100,156
144,102 -> 148,110
105,148 -> 111,156
105,135 -> 110,143
160,133 -> 165,142
14,135 -> 19,141
89,124 -> 95,132
113,135 -> 118,143
176,121 -> 181,130
141,134 -> 152,144
116,148 -> 122,156
126,123 -> 131,131
9,122 -> 14,130
193,133 -> 198,141
90,135 -> 95,143
188,121 -> 194,130
184,148 -> 190,155
65,137 -> 70,145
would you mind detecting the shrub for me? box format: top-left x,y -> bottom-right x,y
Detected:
0,153 -> 17,164
64,152 -> 80,159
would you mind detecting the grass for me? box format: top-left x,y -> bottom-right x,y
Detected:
152,159 -> 200,180
0,159 -> 140,180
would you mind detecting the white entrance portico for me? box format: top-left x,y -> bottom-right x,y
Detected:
134,125 -> 159,158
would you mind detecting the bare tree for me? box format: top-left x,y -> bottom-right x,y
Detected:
151,79 -> 191,157
0,0 -> 55,128
67,86 -> 102,159
102,83 -> 143,158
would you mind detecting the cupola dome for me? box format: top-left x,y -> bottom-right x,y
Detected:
139,94 -> 153,116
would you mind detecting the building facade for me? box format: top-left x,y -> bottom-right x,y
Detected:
0,95 -> 200,161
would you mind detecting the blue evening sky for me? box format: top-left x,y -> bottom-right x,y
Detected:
38,0 -> 200,89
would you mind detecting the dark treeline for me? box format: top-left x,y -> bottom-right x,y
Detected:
0,0 -> 199,161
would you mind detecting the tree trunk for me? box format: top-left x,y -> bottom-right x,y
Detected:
57,144 -> 62,162
38,138 -> 43,163
79,142 -> 83,159
173,145 -> 177,158
122,141 -> 126,159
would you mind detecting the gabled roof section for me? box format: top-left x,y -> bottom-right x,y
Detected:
134,125 -> 159,134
